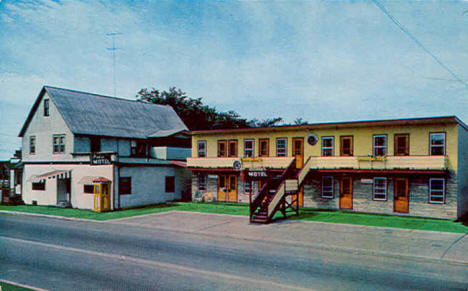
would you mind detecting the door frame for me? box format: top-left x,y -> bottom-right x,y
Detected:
217,175 -> 228,201
292,137 -> 304,168
393,177 -> 409,213
228,175 -> 238,202
339,177 -> 353,210
340,136 -> 354,156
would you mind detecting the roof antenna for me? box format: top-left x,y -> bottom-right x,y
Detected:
106,32 -> 122,97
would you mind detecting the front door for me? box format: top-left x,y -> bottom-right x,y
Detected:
228,175 -> 238,202
394,178 -> 409,213
218,175 -> 228,201
292,137 -> 304,168
339,177 -> 353,210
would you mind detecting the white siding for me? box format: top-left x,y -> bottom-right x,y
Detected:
118,166 -> 191,208
22,92 -> 75,161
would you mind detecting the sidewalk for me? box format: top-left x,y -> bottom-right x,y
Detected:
111,211 -> 468,265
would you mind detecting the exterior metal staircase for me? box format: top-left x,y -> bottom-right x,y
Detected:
250,158 -> 301,223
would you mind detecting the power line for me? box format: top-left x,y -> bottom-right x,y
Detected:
372,0 -> 468,90
106,32 -> 123,97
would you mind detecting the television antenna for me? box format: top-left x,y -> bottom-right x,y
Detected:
106,32 -> 122,97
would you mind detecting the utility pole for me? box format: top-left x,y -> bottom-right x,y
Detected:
106,32 -> 122,97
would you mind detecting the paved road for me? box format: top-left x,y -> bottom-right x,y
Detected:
0,213 -> 467,291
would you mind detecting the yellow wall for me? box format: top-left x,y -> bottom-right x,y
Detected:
191,123 -> 459,170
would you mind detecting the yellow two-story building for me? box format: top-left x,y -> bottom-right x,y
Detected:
187,116 -> 468,222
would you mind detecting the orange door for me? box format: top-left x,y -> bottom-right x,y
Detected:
339,177 -> 353,210
394,178 -> 409,213
218,175 -> 228,201
228,175 -> 238,202
293,186 -> 304,207
292,137 -> 304,168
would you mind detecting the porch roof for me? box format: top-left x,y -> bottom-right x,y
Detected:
29,170 -> 71,183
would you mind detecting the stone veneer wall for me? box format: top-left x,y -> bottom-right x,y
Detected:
303,171 -> 458,220
191,173 -> 259,203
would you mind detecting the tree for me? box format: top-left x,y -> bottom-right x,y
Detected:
136,87 -> 251,130
293,117 -> 308,125
249,117 -> 284,127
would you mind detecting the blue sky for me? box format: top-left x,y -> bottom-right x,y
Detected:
1,0 -> 468,159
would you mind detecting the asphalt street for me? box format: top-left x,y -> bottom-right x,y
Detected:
0,213 -> 467,291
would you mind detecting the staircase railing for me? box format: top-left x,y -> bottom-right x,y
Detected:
249,158 -> 296,221
250,181 -> 270,220
264,158 -> 297,221
297,156 -> 313,186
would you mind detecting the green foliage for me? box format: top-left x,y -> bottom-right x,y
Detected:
248,117 -> 283,127
136,87 -> 251,130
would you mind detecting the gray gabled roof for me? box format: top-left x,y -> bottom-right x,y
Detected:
19,86 -> 188,139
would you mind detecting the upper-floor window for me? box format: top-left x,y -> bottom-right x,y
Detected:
276,138 -> 287,157
244,181 -> 253,194
394,134 -> 409,156
244,139 -> 254,157
373,177 -> 387,201
44,99 -> 50,116
429,178 -> 445,203
340,136 -> 353,156
321,137 -> 334,156
430,133 -> 445,156
197,141 -> 206,157
131,140 -> 146,157
90,136 -> 101,153
373,135 -> 387,157
29,136 -> 36,155
53,134 -> 65,154
228,140 -> 238,157
259,138 -> 269,157
218,140 -> 227,157
322,176 -> 334,198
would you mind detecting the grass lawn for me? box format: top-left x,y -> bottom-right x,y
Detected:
0,281 -> 34,291
1,202 -> 467,233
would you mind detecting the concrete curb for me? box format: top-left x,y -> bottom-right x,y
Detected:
0,210 -> 102,223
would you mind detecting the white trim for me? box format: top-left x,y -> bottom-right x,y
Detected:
321,176 -> 334,198
276,138 -> 287,157
429,178 -> 445,204
321,137 -> 334,156
373,177 -> 387,201
243,139 -> 255,157
373,135 -> 387,157
429,133 -> 446,156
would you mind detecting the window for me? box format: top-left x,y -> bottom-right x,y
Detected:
340,136 -> 353,156
373,135 -> 387,157
32,181 -> 45,191
83,185 -> 94,194
429,178 -> 445,203
29,136 -> 36,155
217,140 -> 227,157
119,177 -> 132,195
90,136 -> 101,153
430,133 -> 445,156
198,174 -> 207,191
228,140 -> 238,157
322,176 -> 334,198
197,141 -> 206,157
165,176 -> 175,193
244,139 -> 254,157
53,134 -> 65,154
276,138 -> 287,157
44,99 -> 49,116
321,137 -> 334,156
259,138 -> 269,157
373,177 -> 387,200
394,134 -> 409,156
131,140 -> 146,157
244,181 -> 253,194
